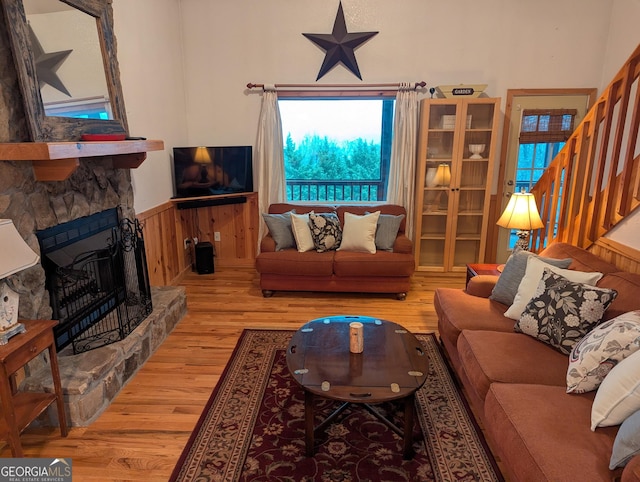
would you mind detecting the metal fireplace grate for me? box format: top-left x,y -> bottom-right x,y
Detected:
37,209 -> 152,354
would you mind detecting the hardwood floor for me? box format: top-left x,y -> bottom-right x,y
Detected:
1,267 -> 466,481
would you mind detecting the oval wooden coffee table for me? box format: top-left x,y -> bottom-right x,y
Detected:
286,315 -> 429,459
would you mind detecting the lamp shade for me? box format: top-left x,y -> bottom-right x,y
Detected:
193,146 -> 211,164
0,219 -> 40,279
435,163 -> 451,187
496,192 -> 544,230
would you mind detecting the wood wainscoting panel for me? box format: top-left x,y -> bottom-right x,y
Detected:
137,202 -> 184,286
589,238 -> 640,274
137,193 -> 259,286
178,193 -> 259,268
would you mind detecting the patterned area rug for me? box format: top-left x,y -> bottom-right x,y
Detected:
169,330 -> 503,482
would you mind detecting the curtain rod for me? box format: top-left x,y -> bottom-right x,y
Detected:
246,81 -> 426,91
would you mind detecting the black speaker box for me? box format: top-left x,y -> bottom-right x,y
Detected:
195,241 -> 214,274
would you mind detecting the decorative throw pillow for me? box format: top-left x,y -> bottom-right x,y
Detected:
514,268 -> 618,355
262,210 -> 296,251
308,212 -> 342,252
489,250 -> 572,306
610,408 -> 640,469
338,211 -> 381,254
567,311 -> 640,393
592,350 -> 640,430
504,256 -> 603,320
374,213 -> 404,252
290,212 -> 315,252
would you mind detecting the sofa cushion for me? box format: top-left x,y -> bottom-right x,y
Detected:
262,211 -> 296,251
391,234 -> 413,255
485,383 -> 620,482
567,311 -> 640,394
598,272 -> 640,320
435,289 -> 515,341
592,350 -> 640,430
435,288 -> 515,366
489,250 -> 572,306
504,256 -> 603,320
333,250 -> 414,277
336,204 -> 407,234
611,409 -> 640,469
309,212 -> 342,252
515,269 -> 618,355
291,212 -> 316,252
268,203 -> 335,215
622,453 -> 640,481
337,211 -> 379,254
457,330 -> 567,407
541,242 -> 621,273
255,250 -> 335,276
374,213 -> 404,252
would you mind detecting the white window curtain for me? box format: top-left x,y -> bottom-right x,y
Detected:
387,83 -> 418,240
255,87 -> 286,253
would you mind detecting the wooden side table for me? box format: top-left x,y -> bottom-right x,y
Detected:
0,319 -> 68,457
466,263 -> 502,287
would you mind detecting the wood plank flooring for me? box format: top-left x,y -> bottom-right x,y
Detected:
1,267 -> 466,481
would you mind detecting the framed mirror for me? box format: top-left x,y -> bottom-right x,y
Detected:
1,0 -> 128,141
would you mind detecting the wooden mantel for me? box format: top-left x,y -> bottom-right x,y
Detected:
0,139 -> 164,181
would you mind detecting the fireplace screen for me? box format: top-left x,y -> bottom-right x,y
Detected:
37,209 -> 152,354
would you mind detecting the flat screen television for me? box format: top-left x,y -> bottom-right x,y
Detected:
172,146 -> 253,199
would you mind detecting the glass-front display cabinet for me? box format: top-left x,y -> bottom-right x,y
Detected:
414,97 -> 500,271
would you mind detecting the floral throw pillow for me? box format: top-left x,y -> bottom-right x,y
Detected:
567,311 -> 640,394
308,212 -> 342,252
514,268 -> 618,355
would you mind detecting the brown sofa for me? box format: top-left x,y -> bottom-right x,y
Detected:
255,203 -> 415,299
434,242 -> 640,482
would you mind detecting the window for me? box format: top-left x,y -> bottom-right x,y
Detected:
278,98 -> 395,202
515,142 -> 565,193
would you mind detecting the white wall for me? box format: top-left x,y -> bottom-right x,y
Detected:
600,0 -> 640,247
600,0 -> 640,89
112,0 -> 188,213
178,0 -> 612,146
112,0 -> 640,248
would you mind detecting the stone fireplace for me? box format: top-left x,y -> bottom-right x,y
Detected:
0,157 -> 188,427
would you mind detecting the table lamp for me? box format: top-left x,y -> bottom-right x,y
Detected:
496,190 -> 544,252
0,219 -> 40,344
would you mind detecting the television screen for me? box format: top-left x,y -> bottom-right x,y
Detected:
172,146 -> 253,199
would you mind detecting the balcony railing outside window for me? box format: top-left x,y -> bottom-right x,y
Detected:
286,179 -> 385,202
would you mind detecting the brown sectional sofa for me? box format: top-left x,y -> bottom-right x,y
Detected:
434,242 -> 640,482
255,203 -> 415,299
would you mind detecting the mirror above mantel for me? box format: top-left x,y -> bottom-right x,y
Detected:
0,0 -> 164,180
1,0 -> 128,141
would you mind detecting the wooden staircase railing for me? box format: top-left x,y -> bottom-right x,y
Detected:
530,43 -> 640,252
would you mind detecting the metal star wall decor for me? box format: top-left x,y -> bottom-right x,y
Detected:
28,24 -> 73,97
303,2 -> 378,81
